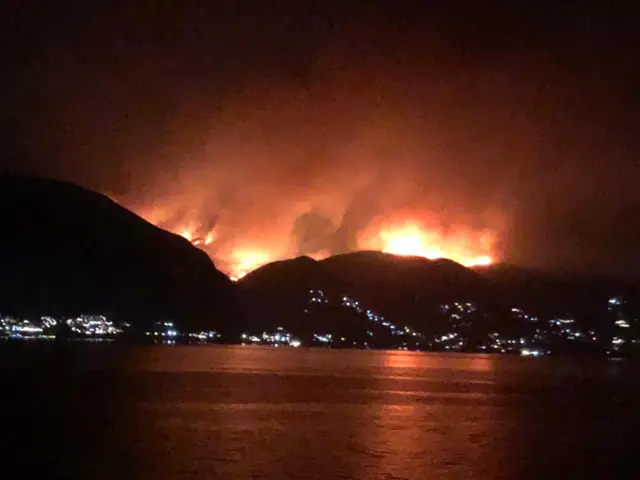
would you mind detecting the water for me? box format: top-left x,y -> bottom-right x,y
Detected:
1,345 -> 638,479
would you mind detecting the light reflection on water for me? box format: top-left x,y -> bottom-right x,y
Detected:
2,345 -> 639,479
126,345 -> 501,376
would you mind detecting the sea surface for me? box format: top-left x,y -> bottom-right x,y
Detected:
1,344 -> 639,479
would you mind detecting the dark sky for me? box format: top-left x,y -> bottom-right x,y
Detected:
1,1 -> 639,276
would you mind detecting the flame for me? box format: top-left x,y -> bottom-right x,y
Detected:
203,231 -> 215,245
358,218 -> 496,267
177,227 -> 216,247
179,230 -> 194,242
226,248 -> 273,281
138,205 -> 497,277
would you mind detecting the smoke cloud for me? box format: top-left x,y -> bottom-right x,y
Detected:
108,74 -> 512,278
2,2 -> 638,276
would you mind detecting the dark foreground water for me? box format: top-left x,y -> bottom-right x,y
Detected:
1,345 -> 639,479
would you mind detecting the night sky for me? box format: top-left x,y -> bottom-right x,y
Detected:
1,1 -> 638,276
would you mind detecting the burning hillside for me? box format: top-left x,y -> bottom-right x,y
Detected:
94,57 -> 514,281
357,215 -> 496,267
135,205 -> 498,280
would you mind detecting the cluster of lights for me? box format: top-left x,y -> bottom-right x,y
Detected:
1,294 -> 637,356
546,317 -> 595,342
241,327 -> 301,347
442,302 -> 477,314
443,297 -> 638,357
188,331 -> 221,341
437,303 -> 546,354
66,315 -> 123,336
608,296 -> 639,352
436,302 -> 480,351
309,289 -> 423,339
309,290 -> 329,304
511,307 -> 538,322
312,333 -> 333,344
550,318 -> 575,326
143,322 -> 222,345
9,321 -> 45,336
441,301 -> 478,331
434,332 -> 467,351
144,321 -> 179,344
0,314 -> 122,340
487,332 -> 525,353
520,348 -> 543,357
0,314 -> 224,345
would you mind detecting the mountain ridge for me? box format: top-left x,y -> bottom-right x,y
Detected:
0,172 -> 235,330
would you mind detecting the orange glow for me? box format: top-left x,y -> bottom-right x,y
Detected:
179,230 -> 194,242
138,206 -> 497,277
358,217 -> 496,267
472,255 -> 493,266
176,226 -> 216,247
203,231 -> 215,245
226,248 -> 272,281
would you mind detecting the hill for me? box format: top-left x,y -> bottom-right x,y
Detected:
238,251 -> 638,338
0,173 -> 235,330
475,263 -> 633,320
237,251 -> 486,334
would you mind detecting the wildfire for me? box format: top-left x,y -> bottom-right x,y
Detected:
146,208 -> 496,278
175,226 -> 270,279
203,231 -> 215,246
226,248 -> 273,281
359,219 -> 495,267
179,230 -> 193,242
179,229 -> 216,247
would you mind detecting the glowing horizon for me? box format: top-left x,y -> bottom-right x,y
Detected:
175,226 -> 495,280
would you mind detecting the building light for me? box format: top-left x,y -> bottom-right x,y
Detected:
521,348 -> 542,357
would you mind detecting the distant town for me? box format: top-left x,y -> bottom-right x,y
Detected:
2,291 -> 638,358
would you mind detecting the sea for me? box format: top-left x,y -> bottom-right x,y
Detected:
1,344 -> 638,479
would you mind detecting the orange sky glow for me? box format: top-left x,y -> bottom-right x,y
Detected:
165,212 -> 497,280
